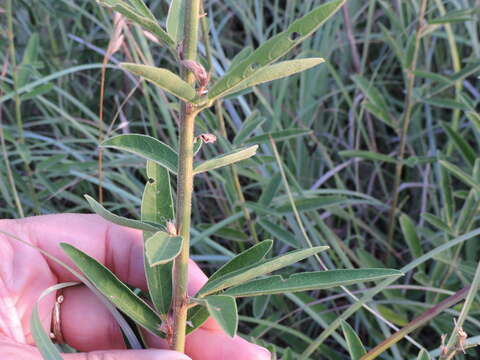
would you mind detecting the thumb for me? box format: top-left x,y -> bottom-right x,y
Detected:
0,337 -> 191,360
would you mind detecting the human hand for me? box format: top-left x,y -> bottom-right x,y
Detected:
0,214 -> 271,360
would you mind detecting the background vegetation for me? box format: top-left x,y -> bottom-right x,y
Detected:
1,0 -> 480,358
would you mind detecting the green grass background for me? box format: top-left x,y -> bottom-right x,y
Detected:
1,0 -> 480,358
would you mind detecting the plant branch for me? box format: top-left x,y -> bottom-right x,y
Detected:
171,0 -> 202,353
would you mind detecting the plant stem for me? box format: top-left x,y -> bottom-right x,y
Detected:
386,0 -> 428,246
171,0 -> 201,352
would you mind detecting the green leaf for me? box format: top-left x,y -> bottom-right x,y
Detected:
416,349 -> 431,360
428,8 -> 480,24
441,123 -> 476,167
166,0 -> 185,43
224,269 -> 403,297
103,134 -> 178,174
142,161 -> 174,315
340,150 -> 397,163
258,220 -> 298,248
60,243 -> 164,336
193,145 -> 258,174
121,63 -> 196,102
85,195 -> 160,232
17,33 -> 40,88
341,321 -> 366,360
127,0 -> 156,20
440,160 -> 480,192
207,240 -> 273,284
423,213 -> 453,234
421,97 -> 470,110
31,283 -> 76,360
224,58 -> 324,97
198,246 -> 329,297
186,305 -> 210,334
456,189 -> 479,234
145,231 -> 183,266
98,0 -> 174,48
208,0 -> 345,100
377,305 -> 408,326
253,295 -> 271,318
399,214 -> 424,271
352,75 -> 393,127
233,111 -> 264,145
205,295 -> 238,337
245,128 -> 312,145
229,46 -> 253,69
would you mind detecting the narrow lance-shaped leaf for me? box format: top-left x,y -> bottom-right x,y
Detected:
127,0 -> 156,20
440,160 -> 480,193
207,240 -> 273,284
208,0 -> 345,100
166,0 -> 185,43
121,63 -> 196,102
145,231 -> 183,266
341,321 -> 366,360
399,214 -> 424,272
198,246 -> 329,297
233,111 -> 264,145
61,243 -> 164,337
224,268 -> 403,297
142,160 -> 175,316
17,33 -> 39,88
102,134 -> 178,174
98,0 -> 174,48
205,295 -> 238,337
224,58 -> 325,96
187,217 -> 272,334
193,145 -> 258,175
85,195 -> 160,232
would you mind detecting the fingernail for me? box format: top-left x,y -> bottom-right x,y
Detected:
255,344 -> 271,359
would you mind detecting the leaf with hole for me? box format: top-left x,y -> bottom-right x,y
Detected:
142,161 -> 174,315
186,305 -> 210,334
224,58 -> 324,97
85,195 -> 160,231
121,63 -> 196,102
61,243 -> 164,337
341,321 -> 366,360
205,295 -> 238,337
193,145 -> 258,174
223,269 -> 403,297
103,134 -> 178,174
198,246 -> 329,297
207,0 -> 345,100
145,231 -> 183,266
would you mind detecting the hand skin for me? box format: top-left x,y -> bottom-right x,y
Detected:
0,214 -> 271,360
